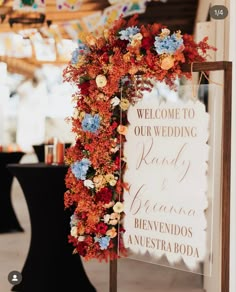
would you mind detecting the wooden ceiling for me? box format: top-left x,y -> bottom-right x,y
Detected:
0,0 -> 109,35
0,0 -> 199,77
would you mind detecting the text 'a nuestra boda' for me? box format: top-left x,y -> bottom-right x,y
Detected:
126,235 -> 201,259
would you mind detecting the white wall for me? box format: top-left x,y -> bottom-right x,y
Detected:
195,1 -> 235,291
0,62 -> 9,146
228,0 -> 236,291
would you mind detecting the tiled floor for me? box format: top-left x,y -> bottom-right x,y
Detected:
0,153 -> 204,292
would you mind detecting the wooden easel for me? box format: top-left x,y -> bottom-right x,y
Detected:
109,61 -> 232,292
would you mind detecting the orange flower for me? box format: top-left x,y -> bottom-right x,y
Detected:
160,55 -> 175,70
87,213 -> 100,225
77,222 -> 85,235
117,125 -> 128,135
106,227 -> 117,238
123,52 -> 131,62
93,174 -> 106,190
128,66 -> 139,75
86,34 -> 97,46
109,212 -> 121,225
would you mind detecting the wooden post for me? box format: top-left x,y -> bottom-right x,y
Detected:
107,61 -> 231,292
109,258 -> 117,292
221,61 -> 232,292
182,61 -> 232,292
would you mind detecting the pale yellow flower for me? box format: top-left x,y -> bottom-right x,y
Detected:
93,174 -> 106,190
79,111 -> 86,120
73,108 -> 79,119
96,74 -> 107,88
113,202 -> 124,213
70,226 -> 78,237
120,98 -> 130,111
71,94 -> 79,102
105,173 -> 115,182
109,179 -> 117,186
105,174 -> 117,186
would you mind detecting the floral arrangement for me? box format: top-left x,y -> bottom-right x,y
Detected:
63,15 -> 215,262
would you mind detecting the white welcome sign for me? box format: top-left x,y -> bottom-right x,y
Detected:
123,95 -> 210,273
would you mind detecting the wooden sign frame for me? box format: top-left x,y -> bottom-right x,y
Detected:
109,61 -> 232,292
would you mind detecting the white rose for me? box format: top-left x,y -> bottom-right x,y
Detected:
111,96 -> 120,107
84,179 -> 94,189
103,214 -> 110,223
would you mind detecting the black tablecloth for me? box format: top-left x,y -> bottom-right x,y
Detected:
0,152 -> 25,233
7,163 -> 96,292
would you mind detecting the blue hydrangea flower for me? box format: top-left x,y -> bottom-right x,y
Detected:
119,26 -> 140,42
98,236 -> 110,250
71,43 -> 90,65
82,114 -> 100,133
154,33 -> 183,55
71,158 -> 91,180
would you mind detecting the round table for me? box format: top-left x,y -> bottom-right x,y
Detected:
7,163 -> 96,292
0,152 -> 25,233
